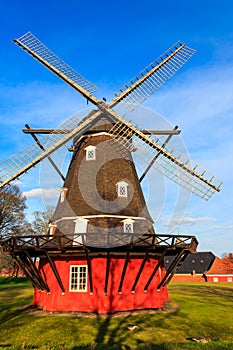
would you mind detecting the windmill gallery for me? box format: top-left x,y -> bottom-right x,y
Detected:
0,33 -> 222,314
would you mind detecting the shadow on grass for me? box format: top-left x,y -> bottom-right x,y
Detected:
0,277 -> 33,326
71,343 -> 215,350
0,345 -> 39,349
1,279 -> 232,350
0,276 -> 29,289
94,313 -> 132,349
71,305 -> 182,350
72,345 -> 172,350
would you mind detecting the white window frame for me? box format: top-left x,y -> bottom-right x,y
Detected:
69,265 -> 88,292
123,218 -> 135,233
85,145 -> 96,161
116,181 -> 129,198
227,277 -> 232,282
213,277 -> 219,282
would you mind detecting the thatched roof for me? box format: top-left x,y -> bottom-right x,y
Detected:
51,115 -> 155,237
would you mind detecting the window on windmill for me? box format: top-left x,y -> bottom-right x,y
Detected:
123,219 -> 135,234
116,181 -> 129,198
85,145 -> 96,161
69,265 -> 88,292
125,223 -> 133,233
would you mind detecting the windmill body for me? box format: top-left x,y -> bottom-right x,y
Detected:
52,114 -> 154,239
0,33 -> 221,314
34,113 -> 169,313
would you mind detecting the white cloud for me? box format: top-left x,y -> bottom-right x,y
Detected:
212,224 -> 233,230
181,216 -> 216,225
23,187 -> 59,201
12,179 -> 23,186
160,215 -> 216,227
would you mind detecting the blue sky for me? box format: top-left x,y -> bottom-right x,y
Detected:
0,0 -> 233,256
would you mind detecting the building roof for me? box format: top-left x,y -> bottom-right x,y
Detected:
164,252 -> 215,274
207,256 -> 233,275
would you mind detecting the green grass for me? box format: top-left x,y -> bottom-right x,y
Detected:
0,277 -> 233,349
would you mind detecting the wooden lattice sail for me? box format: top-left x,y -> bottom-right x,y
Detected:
0,32 -> 222,200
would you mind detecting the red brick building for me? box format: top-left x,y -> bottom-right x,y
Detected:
165,252 -> 233,283
206,255 -> 233,283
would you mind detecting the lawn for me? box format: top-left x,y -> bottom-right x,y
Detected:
0,277 -> 233,349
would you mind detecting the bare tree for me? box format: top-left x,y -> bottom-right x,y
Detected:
0,184 -> 31,273
0,184 -> 30,238
31,206 -> 55,235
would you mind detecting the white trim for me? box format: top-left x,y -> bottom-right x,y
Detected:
74,132 -> 113,144
69,265 -> 88,292
85,132 -> 112,138
207,274 -> 233,277
172,273 -> 204,276
122,218 -> 135,223
53,215 -> 151,224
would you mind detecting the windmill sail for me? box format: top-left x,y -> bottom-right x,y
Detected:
14,32 -> 99,104
110,42 -> 196,111
14,33 -> 195,112
2,32 -> 221,200
107,119 -> 222,201
0,111 -> 102,188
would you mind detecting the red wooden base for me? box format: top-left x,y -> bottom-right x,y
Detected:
33,255 -> 169,314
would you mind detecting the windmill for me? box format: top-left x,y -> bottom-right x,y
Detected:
0,33 -> 222,313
